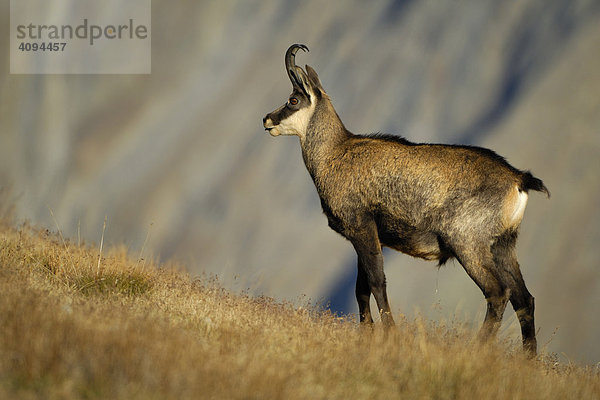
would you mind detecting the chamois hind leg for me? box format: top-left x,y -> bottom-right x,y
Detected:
350,222 -> 394,327
492,232 -> 537,355
356,263 -> 374,324
452,242 -> 510,341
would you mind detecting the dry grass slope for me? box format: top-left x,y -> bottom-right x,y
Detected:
0,221 -> 599,399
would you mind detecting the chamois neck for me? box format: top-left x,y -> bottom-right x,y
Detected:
300,98 -> 350,180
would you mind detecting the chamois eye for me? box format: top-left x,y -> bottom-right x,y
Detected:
289,98 -> 299,106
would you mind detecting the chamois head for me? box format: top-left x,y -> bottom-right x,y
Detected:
263,44 -> 324,138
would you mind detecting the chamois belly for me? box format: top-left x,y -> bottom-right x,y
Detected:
376,219 -> 451,262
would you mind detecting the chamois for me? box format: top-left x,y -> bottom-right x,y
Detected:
263,44 -> 549,354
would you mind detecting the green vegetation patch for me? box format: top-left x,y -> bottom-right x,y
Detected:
73,270 -> 153,297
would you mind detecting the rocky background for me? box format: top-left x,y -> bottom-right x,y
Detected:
1,0 -> 599,363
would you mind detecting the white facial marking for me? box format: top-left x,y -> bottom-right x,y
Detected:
276,98 -> 316,139
263,116 -> 279,136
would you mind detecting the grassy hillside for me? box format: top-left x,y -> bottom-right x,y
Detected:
0,222 -> 598,399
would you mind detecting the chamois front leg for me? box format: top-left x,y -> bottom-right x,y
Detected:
350,223 -> 395,327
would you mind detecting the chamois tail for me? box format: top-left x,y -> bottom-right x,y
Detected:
520,171 -> 550,198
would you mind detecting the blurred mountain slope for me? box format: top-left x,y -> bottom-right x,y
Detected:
1,0 -> 599,363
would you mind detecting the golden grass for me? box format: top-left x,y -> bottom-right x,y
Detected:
0,222 -> 599,399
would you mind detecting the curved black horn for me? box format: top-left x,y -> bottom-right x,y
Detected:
285,44 -> 309,88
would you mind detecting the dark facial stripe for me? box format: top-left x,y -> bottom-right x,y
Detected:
267,90 -> 312,125
269,105 -> 295,125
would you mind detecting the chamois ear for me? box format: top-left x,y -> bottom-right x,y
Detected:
305,65 -> 323,91
290,66 -> 311,98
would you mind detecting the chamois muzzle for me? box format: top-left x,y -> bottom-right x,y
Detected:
285,44 -> 309,90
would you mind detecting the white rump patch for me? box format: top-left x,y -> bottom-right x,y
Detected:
507,186 -> 528,227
